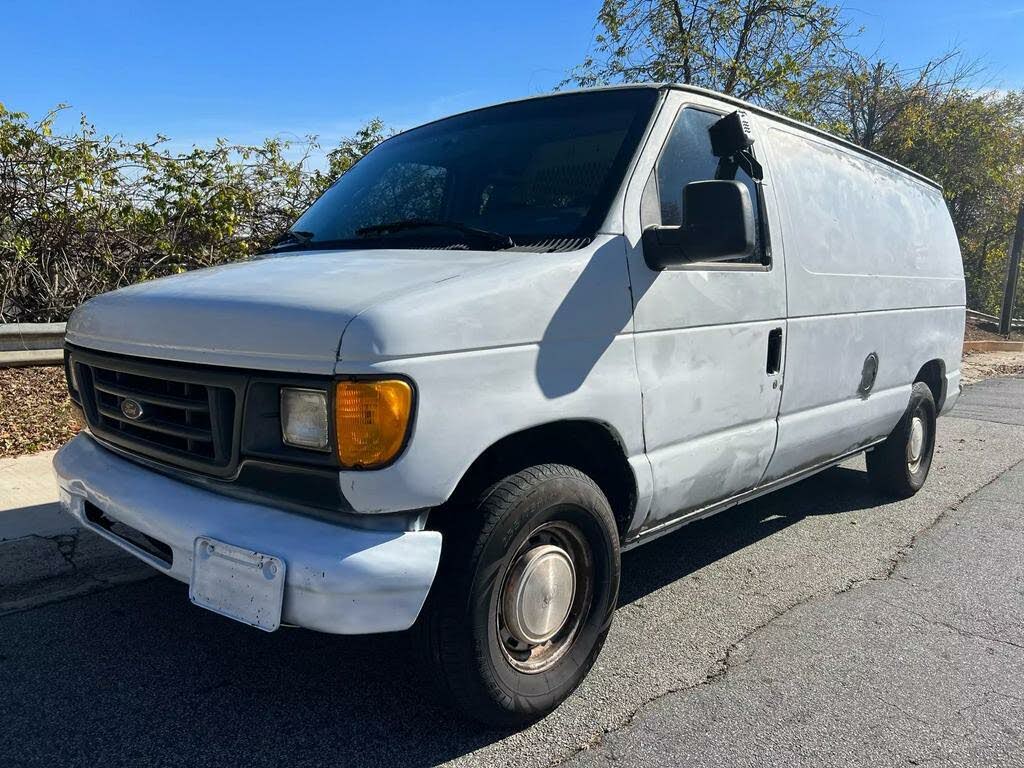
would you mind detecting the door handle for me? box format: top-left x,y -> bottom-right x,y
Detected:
766,327 -> 783,375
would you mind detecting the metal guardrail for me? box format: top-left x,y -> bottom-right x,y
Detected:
966,308 -> 1024,330
0,308 -> 1018,369
0,323 -> 66,367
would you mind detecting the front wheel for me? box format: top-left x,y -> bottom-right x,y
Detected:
866,381 -> 937,498
419,464 -> 620,727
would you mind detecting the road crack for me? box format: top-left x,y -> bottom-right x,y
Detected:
551,457 -> 1024,767
879,599 -> 1024,653
51,533 -> 80,571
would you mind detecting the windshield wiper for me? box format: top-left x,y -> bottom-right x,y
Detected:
355,219 -> 515,250
268,230 -> 315,250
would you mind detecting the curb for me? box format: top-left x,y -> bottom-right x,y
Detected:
963,340 -> 1024,353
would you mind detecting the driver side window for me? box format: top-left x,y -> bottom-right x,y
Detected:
642,107 -> 767,265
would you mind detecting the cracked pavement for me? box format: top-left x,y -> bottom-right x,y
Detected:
568,457 -> 1024,768
0,530 -> 152,616
2,378 -> 1024,768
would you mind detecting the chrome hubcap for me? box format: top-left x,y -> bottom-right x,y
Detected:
497,519 -> 593,674
908,416 -> 926,472
503,544 -> 576,645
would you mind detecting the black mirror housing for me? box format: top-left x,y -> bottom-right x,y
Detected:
643,180 -> 756,270
709,111 -> 755,159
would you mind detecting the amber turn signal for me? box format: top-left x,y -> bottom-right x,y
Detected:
335,379 -> 413,468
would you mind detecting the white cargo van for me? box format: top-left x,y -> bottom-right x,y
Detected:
54,84 -> 965,725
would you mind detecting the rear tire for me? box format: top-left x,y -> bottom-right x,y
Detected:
866,381 -> 936,498
418,464 -> 620,727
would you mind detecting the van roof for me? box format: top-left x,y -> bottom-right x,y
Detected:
403,83 -> 943,193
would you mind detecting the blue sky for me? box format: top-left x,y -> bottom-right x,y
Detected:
1,0 -> 1021,151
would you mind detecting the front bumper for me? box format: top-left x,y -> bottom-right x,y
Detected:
53,434 -> 442,634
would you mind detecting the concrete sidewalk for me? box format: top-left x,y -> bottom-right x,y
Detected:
0,450 -> 71,541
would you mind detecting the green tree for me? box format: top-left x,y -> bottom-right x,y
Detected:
566,0 -> 851,117
569,0 -> 1024,316
867,89 -> 1024,313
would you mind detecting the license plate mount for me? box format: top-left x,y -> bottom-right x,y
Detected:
189,537 -> 286,632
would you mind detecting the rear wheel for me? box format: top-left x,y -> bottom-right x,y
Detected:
866,381 -> 936,498
419,464 -> 620,727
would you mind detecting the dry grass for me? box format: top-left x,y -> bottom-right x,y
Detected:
964,315 -> 1024,342
0,366 -> 81,458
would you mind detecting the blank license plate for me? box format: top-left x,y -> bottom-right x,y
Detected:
189,537 -> 286,632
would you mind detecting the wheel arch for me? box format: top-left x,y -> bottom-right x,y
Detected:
432,419 -> 639,540
914,359 -> 946,411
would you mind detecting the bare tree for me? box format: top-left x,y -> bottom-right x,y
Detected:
823,50 -> 985,150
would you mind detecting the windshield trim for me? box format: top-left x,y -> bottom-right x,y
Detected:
267,233 -> 597,256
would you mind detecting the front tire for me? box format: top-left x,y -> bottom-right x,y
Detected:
866,381 -> 937,498
419,464 -> 620,727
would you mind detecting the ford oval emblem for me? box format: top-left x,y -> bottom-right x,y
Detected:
120,398 -> 144,421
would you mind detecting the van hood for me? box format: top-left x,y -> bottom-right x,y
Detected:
66,249 -> 514,374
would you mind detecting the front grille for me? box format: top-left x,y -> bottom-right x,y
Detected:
70,349 -> 244,477
91,367 -> 219,458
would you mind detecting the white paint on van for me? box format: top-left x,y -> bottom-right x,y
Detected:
55,84 -> 966,634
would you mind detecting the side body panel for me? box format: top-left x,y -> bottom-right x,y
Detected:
621,92 -> 789,534
762,123 -> 966,482
334,236 -> 653,518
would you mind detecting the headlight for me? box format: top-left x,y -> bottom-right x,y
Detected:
280,388 -> 329,450
335,379 -> 413,468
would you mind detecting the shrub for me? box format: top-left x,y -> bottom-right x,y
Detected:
0,104 -> 386,322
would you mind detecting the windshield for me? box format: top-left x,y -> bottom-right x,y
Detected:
276,89 -> 659,253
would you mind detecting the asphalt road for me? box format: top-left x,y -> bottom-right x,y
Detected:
2,378 -> 1024,768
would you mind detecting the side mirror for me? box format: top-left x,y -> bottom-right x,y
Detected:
643,180 -> 755,270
